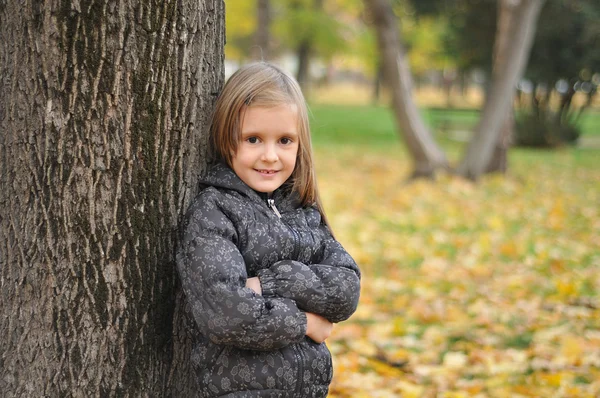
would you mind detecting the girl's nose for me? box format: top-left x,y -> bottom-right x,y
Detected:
262,144 -> 278,162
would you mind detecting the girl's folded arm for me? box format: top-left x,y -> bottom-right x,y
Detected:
177,194 -> 307,351
257,225 -> 361,323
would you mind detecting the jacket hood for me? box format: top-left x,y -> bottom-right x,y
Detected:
199,162 -> 254,197
199,162 -> 301,209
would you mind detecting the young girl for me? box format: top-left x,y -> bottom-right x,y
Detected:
177,62 -> 361,397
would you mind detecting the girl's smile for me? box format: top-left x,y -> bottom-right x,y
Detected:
232,104 -> 299,193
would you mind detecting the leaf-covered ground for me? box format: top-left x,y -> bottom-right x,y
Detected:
316,145 -> 600,397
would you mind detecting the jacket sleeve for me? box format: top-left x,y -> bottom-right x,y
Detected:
257,224 -> 361,323
176,190 -> 307,351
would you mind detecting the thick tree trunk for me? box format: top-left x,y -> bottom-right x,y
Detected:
364,0 -> 448,178
252,0 -> 271,60
0,0 -> 225,396
458,0 -> 545,180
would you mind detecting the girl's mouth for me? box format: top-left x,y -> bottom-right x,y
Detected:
256,169 -> 278,174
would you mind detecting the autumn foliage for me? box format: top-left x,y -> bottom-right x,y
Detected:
316,145 -> 600,397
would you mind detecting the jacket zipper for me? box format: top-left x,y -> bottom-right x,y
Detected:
266,197 -> 305,394
267,197 -> 301,260
267,198 -> 282,218
294,342 -> 305,395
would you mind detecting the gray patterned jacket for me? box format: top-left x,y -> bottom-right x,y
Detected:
177,163 -> 361,397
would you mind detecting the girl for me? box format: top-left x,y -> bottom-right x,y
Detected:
177,62 -> 361,397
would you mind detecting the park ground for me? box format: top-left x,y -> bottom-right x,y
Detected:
309,86 -> 600,397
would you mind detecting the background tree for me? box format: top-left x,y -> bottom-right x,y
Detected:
0,0 -> 224,396
458,0 -> 546,180
486,0 -> 519,173
364,0 -> 449,178
516,0 -> 600,147
252,0 -> 272,60
275,0 -> 349,90
409,0 -> 496,99
362,0 -> 545,180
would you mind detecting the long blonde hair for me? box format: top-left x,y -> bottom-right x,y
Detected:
209,62 -> 330,227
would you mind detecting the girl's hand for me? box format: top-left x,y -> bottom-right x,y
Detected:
246,277 -> 262,295
305,312 -> 333,343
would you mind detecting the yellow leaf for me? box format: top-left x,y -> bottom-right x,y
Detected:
348,339 -> 378,357
396,380 -> 425,398
555,279 -> 577,298
392,317 -> 406,336
443,351 -> 468,370
487,215 -> 504,231
500,241 -> 519,258
560,336 -> 584,365
539,372 -> 562,387
478,233 -> 491,252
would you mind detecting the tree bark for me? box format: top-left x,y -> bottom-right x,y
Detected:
486,0 -> 518,174
486,111 -> 513,173
458,0 -> 545,180
252,0 -> 271,60
364,0 -> 448,178
0,0 -> 225,396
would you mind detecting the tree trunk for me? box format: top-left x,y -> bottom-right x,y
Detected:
364,0 -> 448,178
294,0 -> 323,92
486,0 -> 518,174
372,61 -> 383,104
252,0 -> 271,60
486,111 -> 513,173
296,39 -> 312,91
0,1 -> 225,396
458,0 -> 545,180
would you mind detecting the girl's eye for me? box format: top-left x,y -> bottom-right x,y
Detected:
280,137 -> 293,145
247,137 -> 259,144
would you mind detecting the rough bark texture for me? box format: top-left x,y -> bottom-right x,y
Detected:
0,0 -> 224,396
364,0 -> 448,178
459,0 -> 545,180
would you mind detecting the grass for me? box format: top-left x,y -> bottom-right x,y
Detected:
309,102 -> 600,171
309,103 -> 396,147
579,109 -> 600,135
309,103 -> 600,151
307,102 -> 600,397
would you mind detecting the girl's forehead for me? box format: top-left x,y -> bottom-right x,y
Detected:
241,104 -> 298,123
240,103 -> 299,120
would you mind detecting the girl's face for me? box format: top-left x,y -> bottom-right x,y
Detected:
232,104 -> 299,194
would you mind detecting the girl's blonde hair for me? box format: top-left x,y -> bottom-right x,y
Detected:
210,62 -> 330,226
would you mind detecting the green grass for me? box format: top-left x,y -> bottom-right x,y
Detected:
309,103 -> 396,147
309,103 -> 600,169
309,103 -> 600,148
579,109 -> 600,135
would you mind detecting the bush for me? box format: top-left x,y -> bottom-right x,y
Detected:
515,111 -> 581,148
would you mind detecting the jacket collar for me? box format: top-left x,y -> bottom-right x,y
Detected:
199,162 -> 301,210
